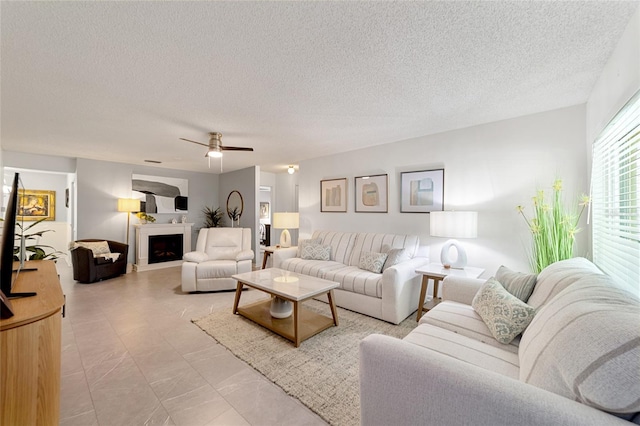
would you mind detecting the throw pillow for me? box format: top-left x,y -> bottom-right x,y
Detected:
300,244 -> 331,261
359,251 -> 388,274
382,248 -> 410,271
472,278 -> 536,344
495,265 -> 537,302
76,241 -> 111,257
519,274 -> 640,415
297,238 -> 322,258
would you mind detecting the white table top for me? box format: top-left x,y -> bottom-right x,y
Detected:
415,263 -> 485,279
232,268 -> 338,301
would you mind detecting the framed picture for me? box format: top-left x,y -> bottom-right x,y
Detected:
18,189 -> 56,221
321,178 -> 347,212
132,174 -> 188,213
355,174 -> 388,213
260,202 -> 270,220
400,169 -> 444,213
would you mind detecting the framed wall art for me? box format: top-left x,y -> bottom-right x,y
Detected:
132,174 -> 189,214
260,202 -> 270,220
355,174 -> 388,213
321,178 -> 347,212
18,189 -> 56,221
400,169 -> 444,213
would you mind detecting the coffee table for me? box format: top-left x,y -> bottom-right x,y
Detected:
232,268 -> 339,347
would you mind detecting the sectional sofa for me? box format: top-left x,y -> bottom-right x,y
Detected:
272,230 -> 429,324
359,257 -> 640,425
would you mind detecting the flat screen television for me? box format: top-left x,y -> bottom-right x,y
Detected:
1,172 -> 36,299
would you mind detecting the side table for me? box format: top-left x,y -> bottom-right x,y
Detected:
261,245 -> 297,269
415,263 -> 484,321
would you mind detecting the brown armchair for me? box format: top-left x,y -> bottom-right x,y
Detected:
70,239 -> 128,283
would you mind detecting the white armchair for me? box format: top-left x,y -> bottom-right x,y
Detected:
181,227 -> 254,292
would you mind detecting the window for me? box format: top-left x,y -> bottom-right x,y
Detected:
591,89 -> 639,291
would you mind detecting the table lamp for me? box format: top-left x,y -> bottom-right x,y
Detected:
272,212 -> 299,248
430,211 -> 477,269
117,198 -> 141,244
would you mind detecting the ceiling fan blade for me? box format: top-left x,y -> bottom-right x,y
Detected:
180,138 -> 209,147
220,146 -> 254,152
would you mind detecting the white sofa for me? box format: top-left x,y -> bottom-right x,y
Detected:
181,227 -> 254,292
360,257 -> 640,425
272,230 -> 429,324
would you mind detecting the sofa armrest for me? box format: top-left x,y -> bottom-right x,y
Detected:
183,251 -> 209,263
107,241 -> 128,256
380,256 -> 429,324
236,250 -> 254,262
441,275 -> 485,305
359,334 -> 627,426
271,247 -> 298,269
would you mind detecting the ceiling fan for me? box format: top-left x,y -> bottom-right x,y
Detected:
180,132 -> 254,158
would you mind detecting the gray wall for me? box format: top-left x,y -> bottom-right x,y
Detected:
219,166 -> 259,260
299,104 -> 589,276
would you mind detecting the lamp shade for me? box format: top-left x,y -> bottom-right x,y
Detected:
272,212 -> 299,230
430,211 -> 477,239
117,198 -> 141,213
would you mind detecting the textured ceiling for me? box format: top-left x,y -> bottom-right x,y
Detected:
1,1 -> 638,174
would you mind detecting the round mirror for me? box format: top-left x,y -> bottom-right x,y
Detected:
226,190 -> 244,221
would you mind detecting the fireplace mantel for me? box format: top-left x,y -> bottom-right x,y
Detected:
134,223 -> 193,272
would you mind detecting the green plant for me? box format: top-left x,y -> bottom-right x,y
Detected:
136,212 -> 156,223
202,206 -> 226,228
517,179 -> 590,273
8,217 -> 65,261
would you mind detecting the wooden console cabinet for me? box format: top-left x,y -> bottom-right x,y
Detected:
0,260 -> 65,426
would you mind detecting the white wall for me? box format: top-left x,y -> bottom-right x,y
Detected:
299,105 -> 588,276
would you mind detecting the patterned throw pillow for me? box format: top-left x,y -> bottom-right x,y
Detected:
76,241 -> 111,257
472,278 -> 536,344
495,265 -> 537,302
300,244 -> 331,261
297,238 -> 322,258
359,251 -> 388,274
382,248 -> 410,271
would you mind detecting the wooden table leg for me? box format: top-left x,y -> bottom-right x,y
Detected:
293,301 -> 300,347
433,278 -> 441,299
232,281 -> 244,314
327,290 -> 339,326
416,275 -> 429,322
261,251 -> 270,269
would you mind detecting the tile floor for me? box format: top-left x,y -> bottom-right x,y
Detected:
57,263 -> 327,426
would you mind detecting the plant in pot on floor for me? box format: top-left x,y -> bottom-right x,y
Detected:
6,217 -> 65,261
517,179 -> 590,273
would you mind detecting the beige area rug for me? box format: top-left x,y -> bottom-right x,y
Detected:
193,299 -> 417,426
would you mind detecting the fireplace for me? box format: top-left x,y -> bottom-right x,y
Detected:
134,223 -> 193,272
148,234 -> 183,264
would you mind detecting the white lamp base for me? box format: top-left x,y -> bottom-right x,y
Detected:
270,296 -> 293,318
280,229 -> 292,248
440,239 -> 468,269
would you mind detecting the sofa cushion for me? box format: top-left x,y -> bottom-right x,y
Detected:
311,231 -> 358,264
300,243 -> 331,261
323,265 -> 383,298
495,266 -> 537,302
403,323 -> 520,379
359,251 -> 388,273
296,238 -> 322,257
382,248 -> 410,272
280,258 -> 345,278
421,301 -> 520,354
526,257 -> 603,309
348,233 -> 419,267
75,240 -> 111,257
472,278 -> 536,344
520,274 -> 640,415
196,260 -> 239,279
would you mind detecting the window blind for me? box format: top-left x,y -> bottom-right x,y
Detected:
591,89 -> 640,291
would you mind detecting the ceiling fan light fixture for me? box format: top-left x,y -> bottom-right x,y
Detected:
288,165 -> 295,174
207,149 -> 223,158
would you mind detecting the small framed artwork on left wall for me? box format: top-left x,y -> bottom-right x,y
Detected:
18,189 -> 56,221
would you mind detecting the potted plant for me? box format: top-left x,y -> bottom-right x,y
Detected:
517,179 -> 590,273
5,217 -> 65,261
136,212 -> 156,224
202,206 -> 225,228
